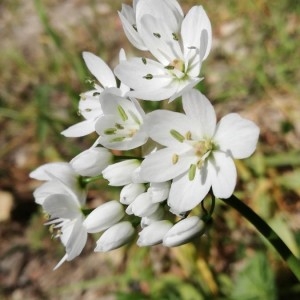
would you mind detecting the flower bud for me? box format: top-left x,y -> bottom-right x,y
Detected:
70,147 -> 112,176
94,221 -> 134,252
140,206 -> 164,228
102,159 -> 140,186
84,200 -> 124,233
163,216 -> 206,247
126,192 -> 159,217
148,182 -> 170,203
137,220 -> 172,246
120,183 -> 145,205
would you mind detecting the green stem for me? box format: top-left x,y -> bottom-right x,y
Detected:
220,194 -> 300,281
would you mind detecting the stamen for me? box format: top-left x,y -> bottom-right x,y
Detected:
170,129 -> 185,143
142,57 -> 147,65
185,131 -> 192,140
117,105 -> 128,121
188,164 -> 196,181
115,123 -> 124,130
172,154 -> 179,164
165,65 -> 175,70
111,136 -> 126,142
172,33 -> 179,41
143,74 -> 153,80
132,24 -> 137,31
153,33 -> 161,38
104,128 -> 117,135
84,108 -> 92,112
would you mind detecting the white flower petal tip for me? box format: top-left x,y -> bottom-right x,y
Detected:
94,221 -> 134,252
163,216 -> 206,247
70,147 -> 112,177
137,220 -> 172,247
84,200 -> 124,233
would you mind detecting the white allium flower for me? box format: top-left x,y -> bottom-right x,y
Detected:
140,206 -> 164,228
42,193 -> 124,269
102,159 -> 141,186
61,50 -> 129,137
115,4 -> 211,101
70,147 -> 113,177
94,221 -> 135,252
140,89 -> 260,215
95,92 -> 148,150
163,216 -> 205,247
120,183 -> 146,205
137,220 -> 172,246
118,0 -> 183,51
30,162 -> 86,205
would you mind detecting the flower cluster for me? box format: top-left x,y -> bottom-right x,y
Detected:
30,0 -> 259,269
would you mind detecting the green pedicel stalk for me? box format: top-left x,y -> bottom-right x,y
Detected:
221,194 -> 300,281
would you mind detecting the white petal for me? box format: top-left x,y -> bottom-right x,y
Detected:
118,9 -> 148,51
78,94 -> 103,120
137,14 -> 182,65
114,58 -> 172,94
182,89 -> 216,138
61,119 -> 96,137
145,110 -> 193,147
82,52 -> 116,88
209,151 -> 237,198
84,200 -> 124,233
181,6 -> 212,61
43,194 -> 81,220
168,165 -> 211,215
140,148 -> 194,182
214,113 -> 260,159
120,183 -> 146,205
148,182 -> 170,203
129,192 -> 160,217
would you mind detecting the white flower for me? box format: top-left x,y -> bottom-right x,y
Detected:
70,147 -> 112,177
120,183 -> 146,205
61,50 -> 129,137
94,221 -> 135,252
137,220 -> 172,246
95,92 -> 148,150
140,89 -> 260,215
163,216 -> 205,247
30,162 -> 86,205
115,5 -> 211,101
118,0 -> 183,51
140,206 -> 164,228
42,193 -> 124,269
102,159 -> 141,186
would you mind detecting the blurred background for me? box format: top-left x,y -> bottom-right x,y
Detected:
1,0 -> 300,299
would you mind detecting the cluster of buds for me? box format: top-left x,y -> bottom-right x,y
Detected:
31,0 -> 259,269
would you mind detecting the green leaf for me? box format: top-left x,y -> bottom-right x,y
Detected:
230,252 -> 277,300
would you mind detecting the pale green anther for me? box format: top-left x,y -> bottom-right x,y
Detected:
143,74 -> 153,80
188,164 -> 196,181
170,129 -> 185,143
129,110 -> 141,125
172,33 -> 179,41
104,128 -> 117,135
165,65 -> 175,70
111,136 -> 126,142
172,154 -> 179,164
142,57 -> 147,65
185,131 -> 192,140
153,32 -> 161,38
93,92 -> 100,96
115,123 -> 124,130
85,108 -> 92,112
117,105 -> 128,121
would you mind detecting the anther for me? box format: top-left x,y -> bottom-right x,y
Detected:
170,129 -> 185,143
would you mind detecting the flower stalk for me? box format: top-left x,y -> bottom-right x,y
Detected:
221,194 -> 300,281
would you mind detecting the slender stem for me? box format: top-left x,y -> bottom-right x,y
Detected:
220,194 -> 300,281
